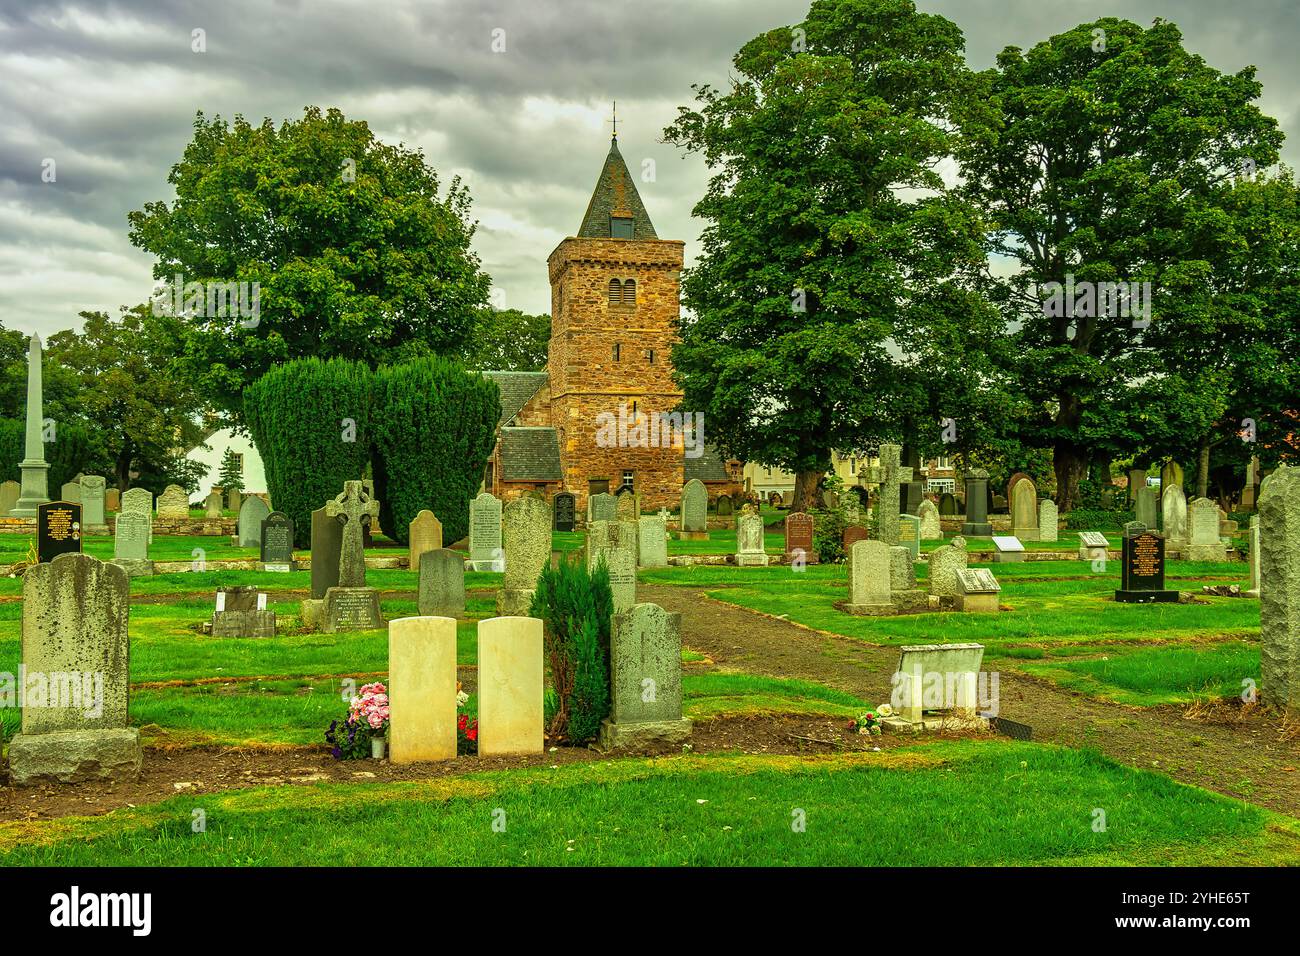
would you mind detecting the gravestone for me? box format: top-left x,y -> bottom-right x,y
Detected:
961,468 -> 992,536
938,492 -> 958,516
1161,485 -> 1188,546
322,481 -> 382,633
1128,469 -> 1147,503
1038,499 -> 1058,543
927,538 -> 968,605
992,535 -> 1025,562
226,488 -> 241,512
889,546 -> 926,611
498,496 -> 552,615
419,548 -> 466,617
157,484 -> 190,519
204,490 -> 222,517
734,513 -> 769,566
886,643 -> 987,729
1134,485 -> 1158,529
408,510 -> 443,573
260,511 -> 296,571
842,524 -> 869,553
716,494 -> 733,517
1245,516 -> 1260,599
638,514 -> 668,568
784,512 -> 816,564
1187,497 -> 1227,561
898,514 -> 921,561
1078,531 -> 1109,562
955,568 -> 1001,613
598,603 -> 692,749
237,495 -> 270,548
603,544 -> 638,614
991,494 -> 1007,514
37,501 -> 82,563
845,540 -> 892,616
79,476 -> 106,526
476,616 -> 544,755
111,511 -> 152,577
468,492 -> 504,571
917,499 -> 941,540
211,586 -> 275,638
862,444 -> 911,546
615,491 -> 640,523
310,505 -> 342,599
1115,525 -> 1179,603
104,487 -> 120,512
7,554 -> 141,784
60,480 -> 81,503
588,491 -> 616,524
1010,478 -> 1038,541
120,487 -> 153,544
1258,468 -> 1299,709
679,479 -> 708,539
0,479 -> 20,516
388,616 -> 457,763
553,491 -> 576,532
587,519 -> 637,571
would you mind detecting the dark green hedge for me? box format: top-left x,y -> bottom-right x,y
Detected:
0,417 -> 94,492
0,419 -> 20,483
244,358 -> 373,548
371,356 -> 499,546
530,559 -> 613,745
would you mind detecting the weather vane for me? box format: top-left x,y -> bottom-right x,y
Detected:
609,100 -> 618,140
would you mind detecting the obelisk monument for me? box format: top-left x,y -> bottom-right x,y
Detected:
12,334 -> 50,518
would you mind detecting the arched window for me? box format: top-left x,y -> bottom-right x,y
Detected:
622,279 -> 636,305
608,279 -> 622,305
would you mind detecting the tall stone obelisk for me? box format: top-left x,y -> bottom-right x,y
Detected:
11,334 -> 50,518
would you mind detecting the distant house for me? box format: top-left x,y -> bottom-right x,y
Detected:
184,427 -> 266,496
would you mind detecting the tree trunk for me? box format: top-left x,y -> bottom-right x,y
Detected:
790,469 -> 822,513
1053,444 -> 1086,512
1196,439 -> 1211,500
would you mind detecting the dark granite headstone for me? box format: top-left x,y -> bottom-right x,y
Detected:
783,512 -> 817,563
553,491 -> 575,532
1114,526 -> 1179,603
37,501 -> 82,564
310,505 -> 343,599
260,511 -> 295,570
938,492 -> 958,516
716,494 -> 733,516
962,469 -> 992,536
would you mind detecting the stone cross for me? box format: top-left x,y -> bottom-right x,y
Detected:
862,443 -> 912,545
326,481 -> 380,587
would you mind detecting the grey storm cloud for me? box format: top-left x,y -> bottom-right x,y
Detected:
1,0 -> 1298,338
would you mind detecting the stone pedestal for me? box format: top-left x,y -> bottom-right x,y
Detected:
678,530 -> 709,541
598,717 -> 693,750
322,586 -> 382,633
734,552 -> 770,567
1187,542 -> 1228,562
8,728 -> 142,785
961,470 -> 991,536
954,591 -> 999,612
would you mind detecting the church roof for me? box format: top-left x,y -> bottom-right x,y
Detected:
577,137 -> 658,240
499,427 -> 563,481
684,444 -> 730,482
481,371 -> 548,427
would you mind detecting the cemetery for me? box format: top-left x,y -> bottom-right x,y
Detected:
0,2 -> 1298,922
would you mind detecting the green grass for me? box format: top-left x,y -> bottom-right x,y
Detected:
3,742 -> 1293,866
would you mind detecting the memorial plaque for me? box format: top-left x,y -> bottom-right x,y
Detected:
553,491 -> 576,532
1078,531 -> 1109,548
1115,528 -> 1179,603
322,586 -> 383,633
260,511 -> 295,571
957,568 -> 1001,593
992,534 -> 1025,563
37,501 -> 82,563
784,512 -> 816,563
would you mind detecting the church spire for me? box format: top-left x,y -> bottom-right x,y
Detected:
576,120 -> 657,240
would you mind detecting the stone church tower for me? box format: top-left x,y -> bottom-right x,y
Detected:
545,135 -> 687,513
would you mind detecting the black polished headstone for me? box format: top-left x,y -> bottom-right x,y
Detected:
1114,526 -> 1179,603
37,501 -> 82,563
553,492 -> 576,532
261,511 -> 295,566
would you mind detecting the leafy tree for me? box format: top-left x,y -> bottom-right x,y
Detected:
217,447 -> 245,495
45,305 -> 208,493
958,18 -> 1283,509
244,358 -> 373,548
460,307 -> 551,371
664,0 -> 1002,512
128,106 -> 492,419
371,357 -> 500,546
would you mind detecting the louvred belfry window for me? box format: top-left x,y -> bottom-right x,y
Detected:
609,279 -> 621,305
622,279 -> 636,305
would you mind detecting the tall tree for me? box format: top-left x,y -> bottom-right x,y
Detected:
959,18 -> 1282,509
128,106 -> 491,419
460,307 -> 551,371
665,0 -> 1001,512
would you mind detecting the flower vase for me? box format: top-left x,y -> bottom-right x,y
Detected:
371,737 -> 387,760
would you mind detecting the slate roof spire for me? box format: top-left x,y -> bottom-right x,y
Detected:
577,128 -> 658,240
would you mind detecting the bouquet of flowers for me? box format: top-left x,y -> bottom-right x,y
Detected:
325,682 -> 390,760
456,681 -> 478,755
350,682 -> 390,736
849,703 -> 891,737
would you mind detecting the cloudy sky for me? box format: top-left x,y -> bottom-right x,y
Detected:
2,0 -> 1298,338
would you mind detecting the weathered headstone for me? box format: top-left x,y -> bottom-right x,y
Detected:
615,491 -> 640,524
157,484 -> 190,519
111,510 -> 151,577
862,444 -> 911,546
898,514 -> 921,561
120,487 -> 153,544
211,586 -> 275,638
1115,525 -> 1178,602
237,495 -> 270,548
1160,460 -> 1184,493
784,512 -> 816,564
887,643 -> 987,728
260,511 -> 296,571
638,514 -> 668,568
418,548 -> 466,617
992,535 -> 1025,562
1010,478 -> 1038,541
310,505 -> 343,599
203,490 -> 222,517
598,603 -> 692,749
889,545 -> 926,610
1258,468 -> 1299,709
104,487 -> 120,512
322,587 -> 383,634
679,479 -> 708,539
845,539 -> 892,615
734,512 -> 769,566
498,496 -> 552,615
588,491 -> 616,524
468,492 -> 504,572
842,524 -> 869,553
1128,469 -> 1147,503
322,481 -> 382,632
938,492 -> 958,516
1161,484 -> 1188,546
927,538 -> 968,605
37,501 -> 82,563
553,491 -> 576,532
1187,497 -> 1227,561
7,554 -> 141,784
477,615 -> 544,755
716,494 -> 733,516
60,480 -> 81,503
603,543 -> 638,614
955,568 -> 1001,613
1038,499 -> 1058,543
0,479 -> 20,516
408,510 -> 443,573
388,616 -> 457,763
961,468 -> 992,536
917,499 -> 941,540
822,489 -> 840,510
226,488 -> 241,512
1134,485 -> 1158,529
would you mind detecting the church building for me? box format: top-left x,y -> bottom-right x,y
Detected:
479,132 -> 732,515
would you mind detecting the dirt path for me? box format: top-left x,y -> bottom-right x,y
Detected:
642,584 -> 1300,819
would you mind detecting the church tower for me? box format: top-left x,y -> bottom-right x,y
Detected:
547,132 -> 686,514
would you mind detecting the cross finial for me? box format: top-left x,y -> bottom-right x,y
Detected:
609,100 -> 618,140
